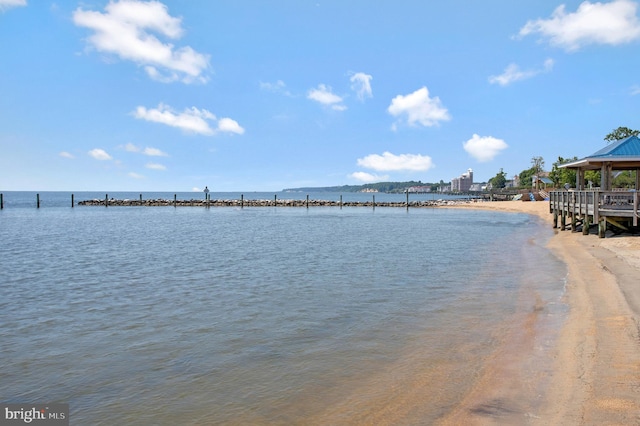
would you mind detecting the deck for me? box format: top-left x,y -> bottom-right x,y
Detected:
549,190 -> 640,237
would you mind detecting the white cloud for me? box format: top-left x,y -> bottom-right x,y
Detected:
128,172 -> 145,179
350,72 -> 373,100
88,148 -> 113,160
349,171 -> 389,183
133,104 -> 211,134
59,151 -> 74,159
0,0 -> 26,11
387,87 -> 450,130
518,0 -> 640,51
73,0 -> 210,83
356,152 -> 434,171
124,143 -> 169,156
145,162 -> 166,170
307,84 -> 346,111
631,84 -> 640,95
217,117 -> 245,135
143,146 -> 168,156
463,134 -> 508,162
134,104 -> 244,135
260,80 -> 293,96
124,142 -> 140,152
489,58 -> 554,86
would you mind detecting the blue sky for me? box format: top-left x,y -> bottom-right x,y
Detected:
1,0 -> 640,191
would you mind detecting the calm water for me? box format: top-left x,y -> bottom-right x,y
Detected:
0,192 -> 566,425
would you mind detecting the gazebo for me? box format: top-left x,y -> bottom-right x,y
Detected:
550,135 -> 640,237
559,135 -> 640,190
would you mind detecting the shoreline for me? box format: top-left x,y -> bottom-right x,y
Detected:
442,200 -> 640,424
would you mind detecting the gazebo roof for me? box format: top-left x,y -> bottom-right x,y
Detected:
561,135 -> 640,170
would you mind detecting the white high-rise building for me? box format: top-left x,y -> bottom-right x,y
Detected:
451,168 -> 473,192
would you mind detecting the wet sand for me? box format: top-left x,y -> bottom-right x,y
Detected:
441,200 -> 640,425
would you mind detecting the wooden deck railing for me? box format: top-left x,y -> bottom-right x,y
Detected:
549,190 -> 639,236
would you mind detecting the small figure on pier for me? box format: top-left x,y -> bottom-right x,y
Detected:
204,186 -> 210,200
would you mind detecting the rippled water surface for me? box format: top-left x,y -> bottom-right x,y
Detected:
0,192 -> 566,424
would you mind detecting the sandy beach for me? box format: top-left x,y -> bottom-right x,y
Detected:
440,200 -> 640,425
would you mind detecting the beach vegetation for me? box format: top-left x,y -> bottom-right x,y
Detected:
488,168 -> 507,189
518,167 -> 536,188
604,126 -> 640,143
613,170 -> 636,188
531,156 -> 545,189
549,156 -> 577,187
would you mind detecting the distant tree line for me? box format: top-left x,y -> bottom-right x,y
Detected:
284,181 -> 433,193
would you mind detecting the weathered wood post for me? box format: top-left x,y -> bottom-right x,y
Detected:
373,195 -> 375,210
174,194 -> 177,207
406,190 -> 409,210
1,193 -> 4,209
37,193 -> 40,208
340,194 -> 342,209
274,194 -> 277,206
560,210 -> 566,231
105,194 -> 108,207
598,217 -> 606,238
306,194 -> 309,209
139,194 -> 142,202
635,191 -> 639,227
241,194 -> 244,208
571,212 -> 577,232
583,214 -> 590,235
553,209 -> 558,229
71,193 -> 74,208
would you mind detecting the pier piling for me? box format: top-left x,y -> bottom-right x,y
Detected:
241,194 -> 244,208
105,194 -> 108,207
1,193 -> 3,210
71,194 -> 74,208
37,193 -> 40,209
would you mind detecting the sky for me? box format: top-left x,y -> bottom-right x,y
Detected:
1,0 -> 640,192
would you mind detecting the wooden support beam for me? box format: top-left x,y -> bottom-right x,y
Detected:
583,215 -> 590,235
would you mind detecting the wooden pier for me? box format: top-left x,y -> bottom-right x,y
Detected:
549,190 -> 640,238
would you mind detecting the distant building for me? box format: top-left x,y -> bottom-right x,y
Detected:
451,168 -> 473,192
469,183 -> 484,192
532,174 -> 553,189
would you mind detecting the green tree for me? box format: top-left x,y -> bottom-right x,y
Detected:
531,156 -> 545,189
549,156 -> 577,187
613,171 -> 636,188
519,167 -> 536,188
489,168 -> 507,189
604,126 -> 640,143
585,170 -> 601,188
